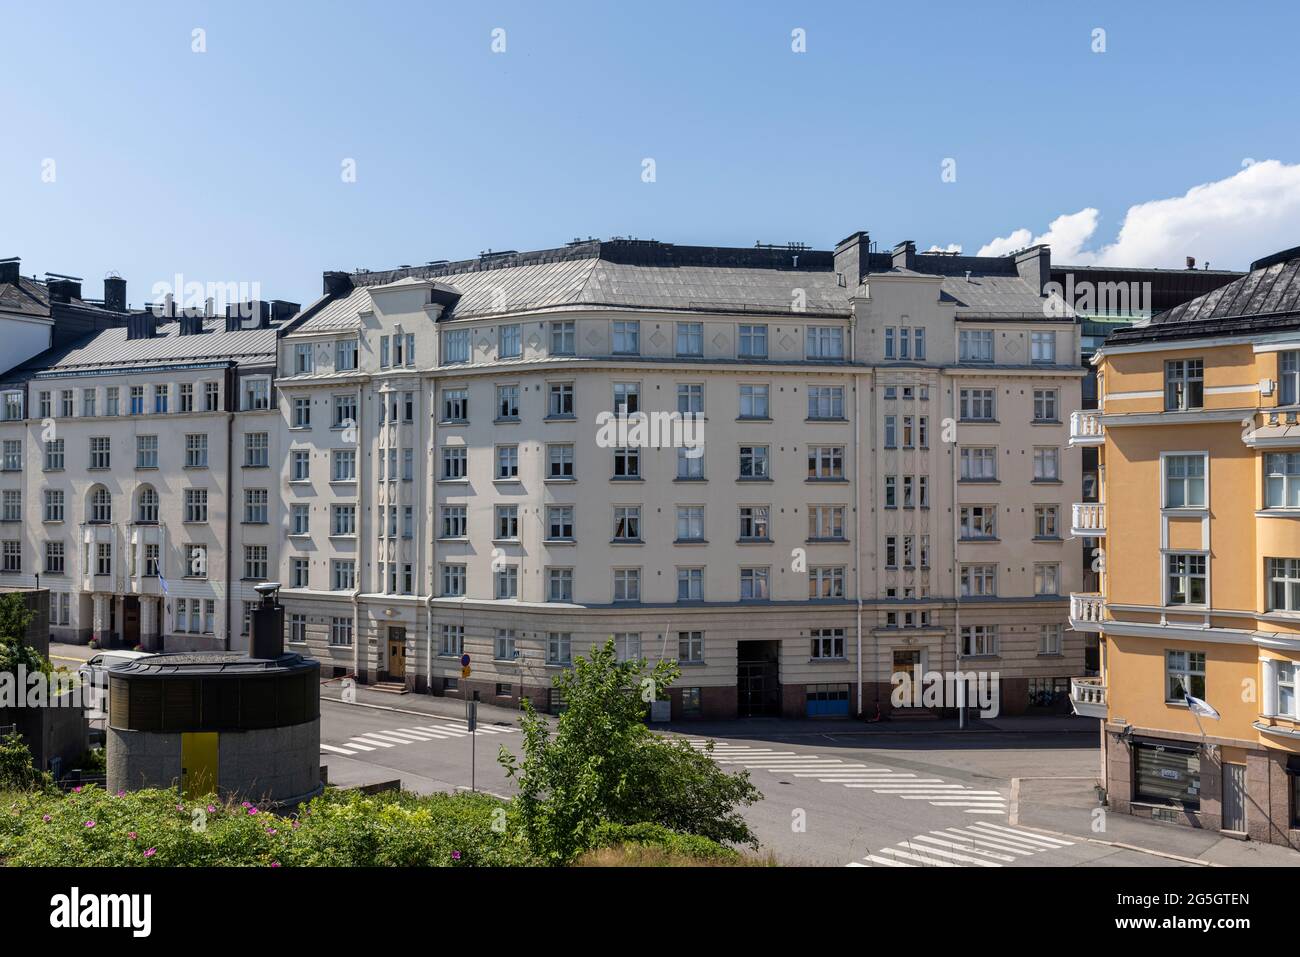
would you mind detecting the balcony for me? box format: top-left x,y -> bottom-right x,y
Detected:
1068,592 -> 1105,631
1071,502 -> 1106,537
1069,677 -> 1107,719
1068,410 -> 1104,446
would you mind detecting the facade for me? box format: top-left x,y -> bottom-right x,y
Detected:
1071,244 -> 1300,848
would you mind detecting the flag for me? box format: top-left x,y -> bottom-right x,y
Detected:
1185,693 -> 1220,720
158,574 -> 169,596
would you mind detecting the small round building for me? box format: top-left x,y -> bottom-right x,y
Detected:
106,585 -> 322,805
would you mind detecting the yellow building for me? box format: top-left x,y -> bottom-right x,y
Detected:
1070,245 -> 1300,849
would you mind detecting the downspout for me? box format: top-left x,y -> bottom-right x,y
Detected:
951,350 -> 964,727
223,367 -> 234,652
352,380 -> 365,681
425,380 -> 436,692
850,303 -> 864,718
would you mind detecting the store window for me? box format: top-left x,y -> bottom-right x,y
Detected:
1133,742 -> 1200,809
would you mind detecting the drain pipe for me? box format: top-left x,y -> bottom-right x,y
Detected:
849,304 -> 864,717
951,356 -> 964,728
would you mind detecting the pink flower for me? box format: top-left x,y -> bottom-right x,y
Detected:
84,820 -> 95,828
41,814 -> 51,823
115,790 -> 125,798
72,786 -> 82,794
291,820 -> 301,829
451,850 -> 461,860
176,804 -> 184,811
144,848 -> 156,858
247,807 -> 259,816
207,805 -> 216,814
266,827 -> 277,835
269,861 -> 281,868
241,801 -> 252,809
128,831 -> 138,840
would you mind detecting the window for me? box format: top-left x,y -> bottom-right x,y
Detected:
45,541 -> 64,574
613,506 -> 641,541
1167,553 -> 1207,605
494,630 -> 518,661
0,540 -> 20,573
550,320 -> 575,356
135,434 -> 157,468
44,489 -> 64,523
678,631 -> 704,664
330,617 -> 354,647
547,568 -> 573,603
332,560 -> 356,591
739,505 -> 770,541
332,449 -> 357,482
548,382 -> 575,418
332,394 -> 356,429
441,505 -> 468,538
1166,650 -> 1206,701
1165,454 -> 1206,507
495,566 -> 518,600
440,447 -> 466,480
495,445 -> 519,480
677,383 -> 704,415
0,392 -> 22,421
238,488 -> 266,524
1033,446 -> 1059,481
809,566 -> 844,599
613,568 -> 640,602
1039,624 -> 1063,656
293,343 -> 314,374
129,386 -> 145,415
738,324 -> 767,359
676,506 -> 705,542
740,566 -> 770,601
806,326 -> 844,359
288,614 -> 307,644
960,564 -> 997,597
498,324 -> 522,359
82,388 -> 96,417
1134,742 -> 1200,809
136,487 -> 159,524
739,445 -> 769,480
89,436 -> 110,470
38,391 -> 51,418
960,447 -> 997,481
546,506 -> 574,540
1275,662 -> 1296,717
178,433 -> 207,469
1268,558 -> 1300,611
739,384 -> 769,419
960,505 -> 997,540
612,382 -> 639,415
496,384 -> 520,420
1266,453 -> 1300,508
4,440 -> 23,471
962,625 -> 998,656
89,487 -> 112,524
677,567 -> 704,601
1030,330 -> 1056,364
442,388 -> 468,422
811,628 -> 845,659
613,633 -> 642,662
1165,358 -> 1204,411
613,447 -> 640,479
441,564 -> 466,596
289,449 -> 309,482
331,504 -> 356,536
958,329 -> 993,362
1281,351 -> 1300,405
291,558 -> 309,589
184,544 -> 207,578
242,378 -> 270,412
807,386 -> 844,420
547,443 -> 575,479
612,320 -> 640,355
335,338 -> 358,371
807,445 -> 844,480
185,489 -> 209,524
95,542 -> 112,576
153,384 -> 169,414
291,396 -> 311,428
547,632 -> 572,665
883,415 -> 896,449
244,432 -> 269,467
244,545 -> 268,581
1033,389 -> 1058,422
1034,563 -> 1060,595
1034,504 -> 1059,538
440,624 -> 465,657
496,505 -> 519,540
959,388 -> 995,421
204,382 -> 219,411
808,505 -> 845,540
0,490 -> 19,523
676,322 -> 703,357
442,329 -> 470,365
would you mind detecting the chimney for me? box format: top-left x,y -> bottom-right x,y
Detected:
0,258 -> 19,285
103,275 -> 127,312
833,231 -> 871,289
891,240 -> 916,271
1186,256 -> 1197,270
47,277 -> 82,302
126,313 -> 158,341
1014,244 -> 1051,295
323,271 -> 353,298
270,300 -> 300,325
250,585 -> 285,660
179,314 -> 206,336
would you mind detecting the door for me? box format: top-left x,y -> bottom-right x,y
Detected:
1222,762 -> 1247,833
387,628 -> 407,680
737,640 -> 780,717
122,597 -> 140,648
892,650 -> 923,707
181,732 -> 219,798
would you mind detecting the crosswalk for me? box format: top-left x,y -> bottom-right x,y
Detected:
682,738 -> 1008,814
849,822 -> 1075,867
321,720 -> 518,756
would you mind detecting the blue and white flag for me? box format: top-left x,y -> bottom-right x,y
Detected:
1185,693 -> 1220,720
158,574 -> 169,596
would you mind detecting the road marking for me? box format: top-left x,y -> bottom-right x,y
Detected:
320,744 -> 355,755
972,822 -> 1073,847
879,847 -> 957,867
854,826 -> 1074,867
349,735 -> 397,748
911,835 -> 1015,863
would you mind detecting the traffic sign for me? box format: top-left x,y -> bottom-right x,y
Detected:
461,665 -> 471,678
460,653 -> 470,667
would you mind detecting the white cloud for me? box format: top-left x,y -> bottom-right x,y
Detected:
925,243 -> 963,254
976,160 -> 1300,269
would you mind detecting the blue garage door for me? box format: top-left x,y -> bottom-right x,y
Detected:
806,683 -> 850,717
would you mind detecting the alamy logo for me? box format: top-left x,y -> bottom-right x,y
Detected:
594,411 -> 704,458
0,666 -> 87,709
49,888 -> 152,937
891,669 -> 1001,718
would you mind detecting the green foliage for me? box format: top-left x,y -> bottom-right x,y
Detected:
0,733 -> 52,793
0,595 -> 49,678
0,786 -> 541,867
498,638 -> 761,862
588,821 -> 738,862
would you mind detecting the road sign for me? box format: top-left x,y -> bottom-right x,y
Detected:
460,653 -> 470,667
461,665 -> 471,678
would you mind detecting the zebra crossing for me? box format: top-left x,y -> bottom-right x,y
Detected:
682,738 -> 1008,813
848,822 -> 1075,867
320,720 -> 519,756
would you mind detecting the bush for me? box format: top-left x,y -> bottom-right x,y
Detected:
0,733 -> 52,793
499,639 -> 761,862
588,821 -> 738,861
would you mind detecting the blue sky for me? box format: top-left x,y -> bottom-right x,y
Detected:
3,0 -> 1298,307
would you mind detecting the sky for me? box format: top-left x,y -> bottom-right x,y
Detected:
3,0 -> 1300,310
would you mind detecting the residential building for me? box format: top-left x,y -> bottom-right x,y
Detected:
1071,244 -> 1300,849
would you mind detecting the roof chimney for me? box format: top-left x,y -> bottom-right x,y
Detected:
126,313 -> 158,340
0,258 -> 19,285
103,275 -> 127,312
1013,244 -> 1051,295
323,271 -> 353,298
1185,256 -> 1196,270
270,300 -> 301,325
47,277 -> 82,302
833,231 -> 871,289
891,240 -> 916,271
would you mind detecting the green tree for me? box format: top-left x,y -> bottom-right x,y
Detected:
0,732 -> 52,792
0,594 -> 49,678
498,638 -> 761,862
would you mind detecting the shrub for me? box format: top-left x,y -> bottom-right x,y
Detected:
588,821 -> 738,861
0,733 -> 52,793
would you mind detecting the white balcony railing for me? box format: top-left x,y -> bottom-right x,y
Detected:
1068,409 -> 1104,446
1068,592 -> 1105,631
1071,502 -> 1106,537
1069,677 -> 1107,718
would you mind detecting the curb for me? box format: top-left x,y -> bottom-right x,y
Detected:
321,694 -> 522,727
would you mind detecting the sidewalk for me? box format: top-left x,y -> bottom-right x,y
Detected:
320,683 -> 527,728
1014,775 -> 1300,867
661,713 -> 1092,739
